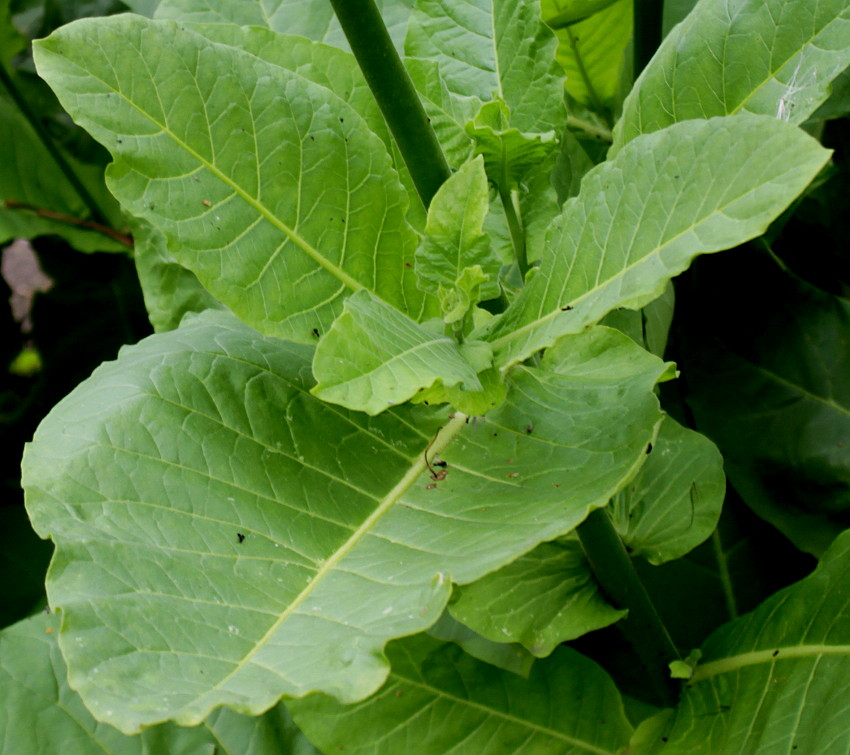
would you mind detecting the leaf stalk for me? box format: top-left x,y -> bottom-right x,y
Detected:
328,0 -> 452,208
576,506 -> 680,707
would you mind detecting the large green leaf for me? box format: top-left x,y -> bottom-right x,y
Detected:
630,529 -> 850,754
311,290 -> 483,415
154,0 -> 416,51
683,251 -> 850,556
483,115 -> 830,368
611,416 -> 725,565
23,313 -> 667,732
449,537 -> 625,657
542,0 -> 632,114
0,613 -> 318,754
289,634 -> 634,754
615,0 -> 850,148
405,0 -> 565,133
34,15 -> 432,344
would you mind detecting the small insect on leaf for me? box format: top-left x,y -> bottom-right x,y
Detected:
202,199 -> 212,207
237,533 -> 245,543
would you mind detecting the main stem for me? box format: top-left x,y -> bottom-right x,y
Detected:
0,62 -> 111,226
633,0 -> 665,78
577,507 -> 680,707
329,0 -> 451,208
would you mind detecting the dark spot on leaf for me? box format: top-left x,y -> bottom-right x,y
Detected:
506,458 -> 514,463
339,117 -> 344,123
311,328 -> 320,338
772,649 -> 779,657
552,483 -> 560,488
646,443 -> 653,454
117,138 -> 123,144
560,305 -> 573,311
661,738 -> 668,743
405,262 -> 412,268
433,460 -> 447,468
526,425 -> 533,434
309,135 -> 315,141
237,533 -> 245,543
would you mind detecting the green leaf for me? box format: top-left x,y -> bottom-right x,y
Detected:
23,314 -> 666,732
427,610 -> 535,676
131,217 -> 225,332
615,0 -> 850,148
683,252 -> 850,556
465,100 -> 559,191
0,89 -> 124,251
405,0 -> 566,133
449,537 -> 625,657
0,613 -> 317,754
543,0 -> 622,27
311,290 -> 483,415
483,115 -> 831,368
542,0 -> 632,114
415,155 -> 500,304
34,15 -> 433,344
611,416 -> 725,565
289,635 -> 634,754
630,529 -> 850,754
154,0 -> 416,51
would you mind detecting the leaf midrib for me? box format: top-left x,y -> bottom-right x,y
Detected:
691,644 -> 850,684
203,414 -> 469,699
383,672 -> 621,755
488,146 -> 820,360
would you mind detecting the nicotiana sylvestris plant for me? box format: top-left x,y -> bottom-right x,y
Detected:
11,0 -> 850,752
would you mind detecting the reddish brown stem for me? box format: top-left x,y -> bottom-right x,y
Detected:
4,200 -> 134,249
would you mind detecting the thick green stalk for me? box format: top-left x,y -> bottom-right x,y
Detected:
328,0 -> 451,208
633,0 -> 665,77
499,187 -> 528,279
577,507 -> 680,707
0,61 -> 110,226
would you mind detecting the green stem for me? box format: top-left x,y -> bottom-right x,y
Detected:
566,115 -> 613,143
500,187 -> 527,279
329,0 -> 451,208
577,507 -> 681,707
0,62 -> 110,226
633,0 -> 665,78
711,529 -> 738,621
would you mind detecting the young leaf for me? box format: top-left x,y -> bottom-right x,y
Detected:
34,15 -> 433,344
465,100 -> 558,192
630,529 -> 850,754
405,0 -> 566,133
615,0 -> 850,148
289,635 -> 634,754
610,416 -> 725,565
0,613 -> 317,754
414,155 -> 500,303
483,115 -> 830,368
23,314 -> 667,732
311,290 -> 484,415
449,537 -> 625,657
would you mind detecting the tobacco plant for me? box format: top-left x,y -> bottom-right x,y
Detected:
4,0 -> 850,752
